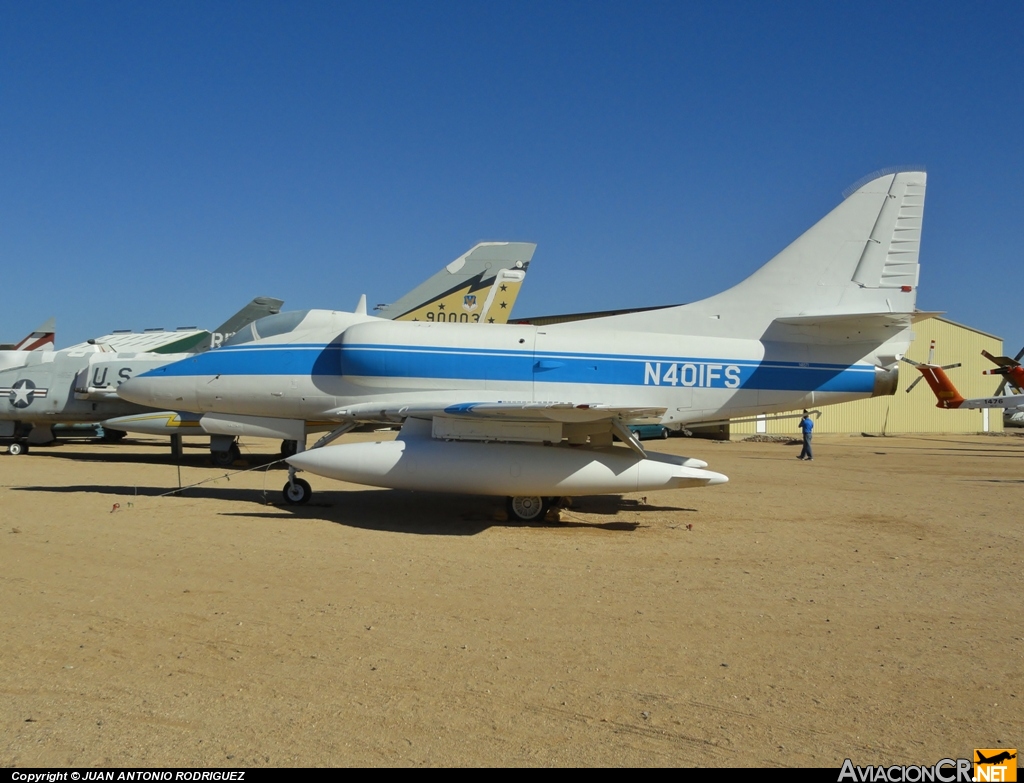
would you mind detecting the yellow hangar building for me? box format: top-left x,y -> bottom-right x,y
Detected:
728,316 -> 1005,437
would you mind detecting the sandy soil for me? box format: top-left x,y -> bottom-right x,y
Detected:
1,431 -> 1021,767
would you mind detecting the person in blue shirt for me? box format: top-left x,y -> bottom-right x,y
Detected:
798,411 -> 814,461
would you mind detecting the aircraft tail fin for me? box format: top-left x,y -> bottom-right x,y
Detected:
197,297 -> 285,351
12,318 -> 56,351
913,365 -> 965,409
565,170 -> 926,346
902,342 -> 965,409
982,347 -> 1024,395
377,242 -> 536,324
728,168 -> 925,321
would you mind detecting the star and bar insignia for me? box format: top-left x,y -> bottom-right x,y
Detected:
1,378 -> 49,409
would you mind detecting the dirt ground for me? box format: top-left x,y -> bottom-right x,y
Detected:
1,431 -> 1021,767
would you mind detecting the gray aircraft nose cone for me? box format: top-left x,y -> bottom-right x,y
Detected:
116,376 -> 154,405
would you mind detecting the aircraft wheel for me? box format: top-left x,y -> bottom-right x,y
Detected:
102,428 -> 127,443
8,442 -> 28,456
280,439 -> 299,458
661,427 -> 669,439
282,478 -> 312,505
212,443 -> 240,467
507,496 -> 548,522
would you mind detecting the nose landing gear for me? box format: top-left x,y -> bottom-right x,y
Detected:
283,477 -> 312,505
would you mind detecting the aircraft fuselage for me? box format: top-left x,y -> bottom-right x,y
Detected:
119,317 -> 897,427
0,349 -> 187,426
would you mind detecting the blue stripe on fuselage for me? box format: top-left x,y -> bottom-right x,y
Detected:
140,342 -> 877,393
140,344 -> 342,378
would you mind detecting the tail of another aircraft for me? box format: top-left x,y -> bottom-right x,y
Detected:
903,341 -> 1024,412
566,170 -> 927,353
909,365 -> 965,409
981,347 -> 1024,395
7,318 -> 56,351
376,242 -> 536,324
191,297 -> 285,352
902,340 -> 965,409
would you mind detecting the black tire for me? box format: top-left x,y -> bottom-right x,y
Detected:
507,496 -> 548,522
8,442 -> 28,456
661,427 -> 669,439
212,443 -> 240,467
282,478 -> 312,505
280,439 -> 299,458
102,428 -> 127,443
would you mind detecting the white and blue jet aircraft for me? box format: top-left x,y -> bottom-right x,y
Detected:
119,170 -> 928,519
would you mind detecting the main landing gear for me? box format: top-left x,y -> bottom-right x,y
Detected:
211,441 -> 241,467
506,496 -> 560,523
7,441 -> 29,456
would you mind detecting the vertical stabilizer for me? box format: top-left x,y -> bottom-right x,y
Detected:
13,318 -> 56,351
199,297 -> 285,351
915,366 -> 965,409
378,242 -> 536,323
560,170 -> 927,340
849,172 -> 925,291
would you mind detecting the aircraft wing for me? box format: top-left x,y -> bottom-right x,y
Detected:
326,399 -> 668,457
329,399 -> 666,424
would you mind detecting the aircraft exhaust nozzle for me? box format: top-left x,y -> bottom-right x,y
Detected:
287,439 -> 728,497
871,365 -> 900,398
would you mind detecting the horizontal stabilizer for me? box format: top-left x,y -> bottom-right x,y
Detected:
774,312 -> 913,328
776,310 -> 941,327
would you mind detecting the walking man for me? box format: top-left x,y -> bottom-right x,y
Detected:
798,411 -> 814,461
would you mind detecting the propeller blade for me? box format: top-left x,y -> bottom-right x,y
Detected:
906,376 -> 923,393
900,356 -> 922,368
927,340 -> 936,365
1014,345 -> 1024,363
982,349 -> 1018,368
939,363 -> 962,370
995,378 -> 1009,396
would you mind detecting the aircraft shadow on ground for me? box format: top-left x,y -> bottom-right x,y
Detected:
221,490 -> 679,535
12,484 -> 276,503
22,446 -> 289,469
12,483 -> 688,535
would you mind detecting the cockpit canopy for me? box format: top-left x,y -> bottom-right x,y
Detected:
223,310 -> 310,347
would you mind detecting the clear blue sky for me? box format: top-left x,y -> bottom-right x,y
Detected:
3,2 -> 1023,357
